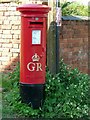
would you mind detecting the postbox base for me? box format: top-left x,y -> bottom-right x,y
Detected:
20,83 -> 45,109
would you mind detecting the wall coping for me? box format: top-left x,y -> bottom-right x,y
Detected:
62,16 -> 89,21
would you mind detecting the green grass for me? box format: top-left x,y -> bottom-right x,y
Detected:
2,98 -> 17,118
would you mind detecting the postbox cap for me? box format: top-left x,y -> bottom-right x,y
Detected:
17,4 -> 51,14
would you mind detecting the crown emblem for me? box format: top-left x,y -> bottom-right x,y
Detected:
32,53 -> 40,62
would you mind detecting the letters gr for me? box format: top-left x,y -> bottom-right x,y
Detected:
27,62 -> 43,72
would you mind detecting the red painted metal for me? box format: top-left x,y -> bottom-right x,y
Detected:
17,4 -> 51,84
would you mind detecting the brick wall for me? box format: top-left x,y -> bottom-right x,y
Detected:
60,16 -> 89,74
0,2 -> 20,73
0,2 -> 89,74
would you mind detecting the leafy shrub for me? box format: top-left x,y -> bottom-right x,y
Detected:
61,2 -> 88,16
3,60 -> 90,119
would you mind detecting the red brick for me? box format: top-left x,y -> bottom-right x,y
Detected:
0,8 -> 89,74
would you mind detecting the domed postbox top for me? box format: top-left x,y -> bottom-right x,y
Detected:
16,4 -> 51,14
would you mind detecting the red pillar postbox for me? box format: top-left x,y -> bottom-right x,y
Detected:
17,4 -> 51,108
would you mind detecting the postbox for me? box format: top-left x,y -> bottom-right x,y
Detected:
16,4 -> 51,108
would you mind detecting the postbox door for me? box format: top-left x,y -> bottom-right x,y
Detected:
25,23 -> 46,84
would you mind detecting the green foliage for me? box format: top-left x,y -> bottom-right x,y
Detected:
60,2 -> 88,16
61,2 -> 72,10
2,60 -> 90,119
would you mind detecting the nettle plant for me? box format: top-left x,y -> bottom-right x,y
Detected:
3,60 -> 90,119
